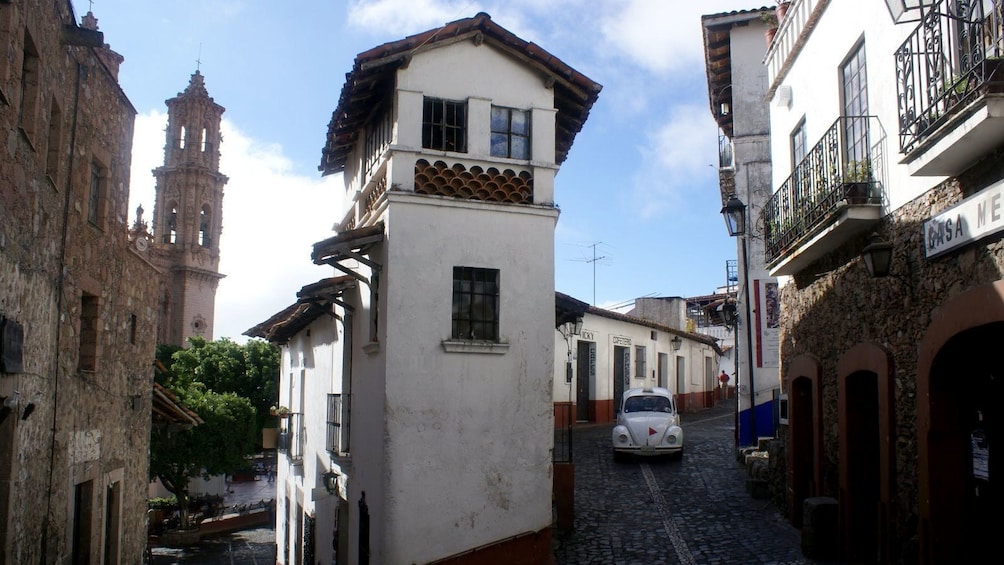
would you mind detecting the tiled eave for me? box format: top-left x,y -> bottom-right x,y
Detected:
244,276 -> 357,344
319,12 -> 602,175
702,8 -> 772,139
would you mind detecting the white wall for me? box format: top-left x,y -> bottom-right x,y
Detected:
552,309 -> 720,406
379,193 -> 557,564
768,0 -> 941,212
337,37 -> 564,564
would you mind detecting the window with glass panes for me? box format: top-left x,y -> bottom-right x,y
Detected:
423,97 -> 467,152
841,43 -> 869,165
490,106 -> 530,159
451,267 -> 499,341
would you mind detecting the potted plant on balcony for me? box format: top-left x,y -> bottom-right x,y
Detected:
761,11 -> 779,46
842,159 -> 874,204
269,405 -> 290,418
776,1 -> 791,23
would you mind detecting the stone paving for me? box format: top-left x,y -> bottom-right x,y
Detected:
150,402 -> 838,564
149,477 -> 277,564
553,401 -> 837,565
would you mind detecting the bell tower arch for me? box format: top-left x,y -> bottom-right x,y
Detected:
151,70 -> 228,346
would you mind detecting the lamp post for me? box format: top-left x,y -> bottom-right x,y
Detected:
721,196 -> 757,445
559,318 -> 583,411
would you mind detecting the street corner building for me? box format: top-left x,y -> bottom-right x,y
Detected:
1,1 -> 163,563
245,12 -> 601,565
705,1 -> 1004,564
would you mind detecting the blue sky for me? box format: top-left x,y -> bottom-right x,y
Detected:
78,0 -> 759,342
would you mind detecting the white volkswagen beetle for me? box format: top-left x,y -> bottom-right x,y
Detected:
612,387 -> 683,461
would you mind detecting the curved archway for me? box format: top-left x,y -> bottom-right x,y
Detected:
837,342 -> 895,563
917,281 -> 1004,564
786,354 -> 823,528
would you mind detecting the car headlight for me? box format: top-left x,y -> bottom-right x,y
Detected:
665,434 -> 677,444
617,433 -> 629,444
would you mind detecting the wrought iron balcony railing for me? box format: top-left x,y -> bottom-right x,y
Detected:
326,393 -> 350,456
764,116 -> 882,265
896,0 -> 1004,153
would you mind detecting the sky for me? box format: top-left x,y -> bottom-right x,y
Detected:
77,0 -> 762,343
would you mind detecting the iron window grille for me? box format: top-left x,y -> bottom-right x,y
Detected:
451,267 -> 500,341
423,97 -> 467,153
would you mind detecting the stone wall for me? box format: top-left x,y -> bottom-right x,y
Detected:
0,2 -> 161,563
775,147 -> 1004,563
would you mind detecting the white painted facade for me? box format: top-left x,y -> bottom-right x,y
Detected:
704,9 -> 783,445
765,0 -> 940,214
553,304 -> 723,421
260,15 -> 599,565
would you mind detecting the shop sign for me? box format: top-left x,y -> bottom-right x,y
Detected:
925,178 -> 1004,258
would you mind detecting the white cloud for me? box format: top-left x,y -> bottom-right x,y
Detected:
600,0 -> 767,75
129,111 -> 342,344
628,103 -> 719,219
347,0 -> 465,36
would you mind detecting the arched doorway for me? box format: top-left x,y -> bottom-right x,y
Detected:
787,355 -> 822,528
837,343 -> 895,564
918,282 -> 1004,564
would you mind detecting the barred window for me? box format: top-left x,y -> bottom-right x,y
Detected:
423,97 -> 467,152
451,267 -> 499,341
490,106 -> 530,159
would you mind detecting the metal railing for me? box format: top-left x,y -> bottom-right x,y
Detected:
764,116 -> 882,264
553,403 -> 573,464
326,393 -> 350,456
896,0 -> 1004,153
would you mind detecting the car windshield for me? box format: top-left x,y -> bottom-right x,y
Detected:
623,395 -> 672,413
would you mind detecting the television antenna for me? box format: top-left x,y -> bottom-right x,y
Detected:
570,242 -> 610,305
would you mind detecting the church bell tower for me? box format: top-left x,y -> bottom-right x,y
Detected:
151,70 -> 228,346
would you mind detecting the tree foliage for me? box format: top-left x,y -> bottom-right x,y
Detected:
149,337 -> 278,530
169,336 -> 280,436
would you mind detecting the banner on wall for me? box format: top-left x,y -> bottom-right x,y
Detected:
754,279 -> 780,368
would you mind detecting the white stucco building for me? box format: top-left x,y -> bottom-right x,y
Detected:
247,13 -> 600,565
703,7 -> 782,446
553,294 -> 726,424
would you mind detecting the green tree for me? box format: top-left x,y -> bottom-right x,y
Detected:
150,337 -> 277,530
169,336 -> 280,440
150,383 -> 256,530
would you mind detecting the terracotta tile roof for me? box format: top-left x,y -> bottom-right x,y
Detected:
701,7 -> 772,138
319,12 -> 602,175
585,303 -> 724,355
244,276 -> 357,344
152,382 -> 203,427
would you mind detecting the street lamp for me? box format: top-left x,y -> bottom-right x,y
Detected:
720,195 -> 757,445
559,319 -> 583,383
861,234 -> 894,278
882,0 -> 937,23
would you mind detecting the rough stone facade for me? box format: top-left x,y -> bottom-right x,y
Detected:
0,2 -> 161,563
776,146 -> 1004,563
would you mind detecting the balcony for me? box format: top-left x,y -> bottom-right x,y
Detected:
764,116 -> 884,276
896,0 -> 1004,176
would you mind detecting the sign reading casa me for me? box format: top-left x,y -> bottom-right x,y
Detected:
925,178 -> 1004,258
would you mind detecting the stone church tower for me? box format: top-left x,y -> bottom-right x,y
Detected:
149,71 -> 228,346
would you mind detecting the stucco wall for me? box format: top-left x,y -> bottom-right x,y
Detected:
379,193 -> 556,564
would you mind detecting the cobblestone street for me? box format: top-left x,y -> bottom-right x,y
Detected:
554,401 -> 832,565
